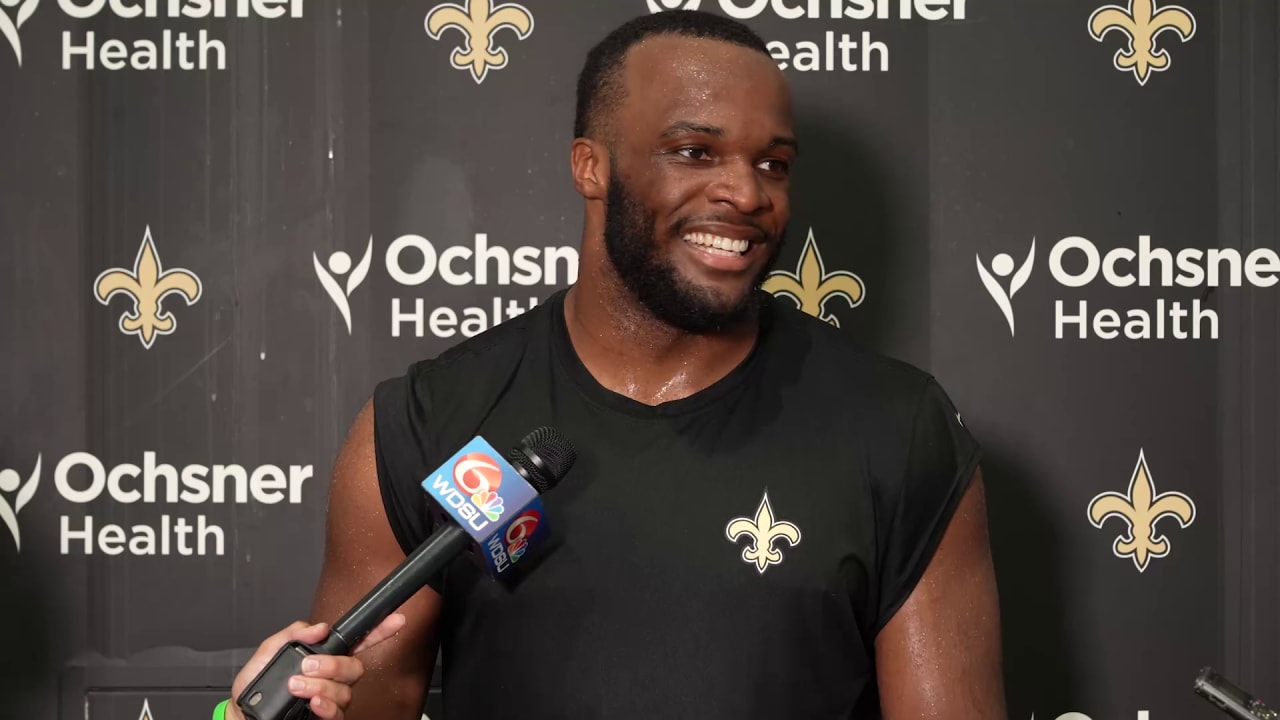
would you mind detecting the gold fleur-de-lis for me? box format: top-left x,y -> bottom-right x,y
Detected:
762,228 -> 864,328
1088,449 -> 1196,572
726,491 -> 802,574
136,698 -> 154,720
94,226 -> 202,349
1088,0 -> 1196,86
425,0 -> 534,84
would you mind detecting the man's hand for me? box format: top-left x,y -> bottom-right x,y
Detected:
226,612 -> 408,720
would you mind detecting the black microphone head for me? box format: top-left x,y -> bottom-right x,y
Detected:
506,426 -> 577,494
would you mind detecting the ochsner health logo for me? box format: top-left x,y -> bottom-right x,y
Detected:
315,233 -> 578,339
0,0 -> 38,67
977,234 -> 1280,340
314,237 -> 374,335
5,0 -> 305,71
647,0 -> 699,10
2,451 -> 313,556
976,239 -> 1036,337
0,455 -> 41,551
644,0 -> 966,74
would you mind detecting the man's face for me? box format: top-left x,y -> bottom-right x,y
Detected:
601,35 -> 796,333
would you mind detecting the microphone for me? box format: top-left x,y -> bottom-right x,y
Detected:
235,427 -> 577,720
1195,667 -> 1277,719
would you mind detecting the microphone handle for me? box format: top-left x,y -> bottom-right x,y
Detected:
1195,667 -> 1278,720
323,523 -> 469,654
236,524 -> 469,720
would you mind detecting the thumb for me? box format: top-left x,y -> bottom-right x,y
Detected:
351,612 -> 408,655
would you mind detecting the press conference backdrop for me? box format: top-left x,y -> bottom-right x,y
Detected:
0,0 -> 1276,718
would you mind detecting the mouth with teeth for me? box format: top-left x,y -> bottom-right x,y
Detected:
683,232 -> 751,257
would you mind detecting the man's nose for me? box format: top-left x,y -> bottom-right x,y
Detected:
706,160 -> 773,215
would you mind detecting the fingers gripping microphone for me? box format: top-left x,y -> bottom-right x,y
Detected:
236,427 -> 577,720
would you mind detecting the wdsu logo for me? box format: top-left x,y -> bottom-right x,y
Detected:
647,0 -> 967,73
977,234 -> 1280,340
422,437 -> 549,577
0,0 -> 306,71
313,233 -> 578,339
498,509 -> 540,563
428,451 -> 507,528
0,451 -> 313,556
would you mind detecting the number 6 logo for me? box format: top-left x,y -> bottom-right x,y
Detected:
505,510 -> 541,560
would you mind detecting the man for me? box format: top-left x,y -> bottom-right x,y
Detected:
227,10 -> 1005,720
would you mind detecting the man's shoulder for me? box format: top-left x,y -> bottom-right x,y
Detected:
374,294 -> 555,426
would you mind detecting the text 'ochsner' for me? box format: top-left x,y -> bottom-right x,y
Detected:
649,0 -> 967,74
55,451 -> 312,556
1049,235 -> 1275,340
386,235 -> 578,339
56,0 -> 305,71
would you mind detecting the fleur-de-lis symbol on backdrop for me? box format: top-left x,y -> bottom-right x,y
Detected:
94,226 -> 202,349
762,228 -> 864,327
726,491 -> 802,574
1088,0 -> 1195,86
424,0 -> 534,84
0,454 -> 40,552
1088,449 -> 1196,572
136,698 -> 154,720
0,0 -> 38,67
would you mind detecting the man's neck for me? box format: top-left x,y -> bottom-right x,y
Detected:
562,279 -> 760,407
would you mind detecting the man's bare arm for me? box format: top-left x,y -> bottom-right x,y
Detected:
308,398 -> 444,719
874,467 -> 1006,719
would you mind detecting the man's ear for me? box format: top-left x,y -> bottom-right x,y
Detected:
571,137 -> 609,201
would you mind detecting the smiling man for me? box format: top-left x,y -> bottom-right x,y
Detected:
225,10 -> 1006,720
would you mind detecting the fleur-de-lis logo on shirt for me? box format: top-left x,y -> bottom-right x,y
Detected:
424,0 -> 534,84
94,226 -> 202,349
1088,0 -> 1196,86
1088,449 -> 1196,572
726,491 -> 802,574
762,228 -> 864,327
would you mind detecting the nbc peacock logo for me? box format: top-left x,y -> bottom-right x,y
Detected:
453,452 -> 505,521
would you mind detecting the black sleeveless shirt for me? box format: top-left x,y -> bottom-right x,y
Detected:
372,289 -> 979,719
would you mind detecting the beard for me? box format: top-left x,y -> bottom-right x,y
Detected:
602,169 -> 783,334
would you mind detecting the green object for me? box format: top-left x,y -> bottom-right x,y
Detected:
212,699 -> 229,720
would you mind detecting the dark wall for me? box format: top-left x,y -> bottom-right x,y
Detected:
0,1 -> 1274,718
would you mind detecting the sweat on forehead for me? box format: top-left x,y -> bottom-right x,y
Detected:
607,37 -> 788,145
572,12 -> 774,141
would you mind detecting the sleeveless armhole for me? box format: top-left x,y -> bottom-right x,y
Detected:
872,376 -> 982,635
372,369 -> 441,589
369,308 -> 542,595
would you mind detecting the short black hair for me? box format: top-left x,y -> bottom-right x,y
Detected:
573,10 -> 771,141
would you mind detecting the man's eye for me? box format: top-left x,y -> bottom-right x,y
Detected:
759,159 -> 790,174
677,147 -> 712,160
